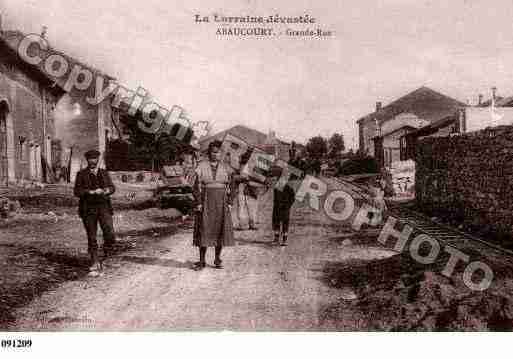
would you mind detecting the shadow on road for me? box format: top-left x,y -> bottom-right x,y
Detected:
113,199 -> 156,212
149,215 -> 193,228
116,225 -> 179,240
119,255 -> 195,269
235,237 -> 277,249
0,246 -> 91,329
314,256 -> 405,293
326,229 -> 384,247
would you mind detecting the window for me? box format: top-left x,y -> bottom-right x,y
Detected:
400,137 -> 406,161
19,137 -> 27,162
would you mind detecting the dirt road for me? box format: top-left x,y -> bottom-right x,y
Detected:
9,179 -> 513,331
10,179 -> 391,331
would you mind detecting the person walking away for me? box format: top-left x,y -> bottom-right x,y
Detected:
231,176 -> 244,230
223,151 -> 243,231
272,179 -> 296,246
227,151 -> 245,231
232,149 -> 255,230
192,140 -> 235,270
236,178 -> 261,230
74,150 -> 116,276
370,178 -> 387,224
243,180 -> 261,230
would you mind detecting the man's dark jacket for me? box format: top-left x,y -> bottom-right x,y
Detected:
273,183 -> 296,208
74,168 -> 116,218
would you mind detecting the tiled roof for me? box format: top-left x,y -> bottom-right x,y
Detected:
199,125 -> 288,151
357,86 -> 466,125
403,112 -> 459,139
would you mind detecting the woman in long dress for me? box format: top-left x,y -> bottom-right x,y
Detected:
192,140 -> 235,270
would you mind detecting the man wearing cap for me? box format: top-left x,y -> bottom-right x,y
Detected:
74,150 -> 116,275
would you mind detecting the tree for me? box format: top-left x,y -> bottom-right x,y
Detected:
336,149 -> 379,176
109,106 -> 201,171
305,136 -> 328,159
328,133 -> 345,158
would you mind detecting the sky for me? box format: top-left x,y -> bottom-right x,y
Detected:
2,0 -> 513,149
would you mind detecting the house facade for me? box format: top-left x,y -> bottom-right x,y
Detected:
0,28 -> 120,184
0,31 -> 65,184
357,86 -> 465,168
401,97 -> 513,161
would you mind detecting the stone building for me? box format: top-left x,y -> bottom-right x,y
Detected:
199,125 -> 290,163
401,90 -> 513,161
0,25 -> 120,184
356,86 -> 465,168
0,29 -> 65,184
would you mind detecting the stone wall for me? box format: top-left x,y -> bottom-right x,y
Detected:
1,49 -> 61,183
415,125 -> 513,241
1,62 -> 43,182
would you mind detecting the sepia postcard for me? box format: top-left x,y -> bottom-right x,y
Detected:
0,0 -> 512,357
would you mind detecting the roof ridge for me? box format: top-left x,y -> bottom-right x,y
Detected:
357,86 -> 466,123
0,28 -> 115,79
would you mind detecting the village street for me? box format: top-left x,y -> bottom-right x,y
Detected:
6,179 -> 368,331
1,178 -> 511,331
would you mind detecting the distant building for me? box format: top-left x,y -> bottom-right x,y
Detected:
401,90 -> 513,161
198,125 -> 290,163
475,88 -> 513,108
356,86 -> 465,168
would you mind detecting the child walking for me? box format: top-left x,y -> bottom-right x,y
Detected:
272,180 -> 296,246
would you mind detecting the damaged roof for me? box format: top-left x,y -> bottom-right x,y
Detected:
0,29 -> 115,92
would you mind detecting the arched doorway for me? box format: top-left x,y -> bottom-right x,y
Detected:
0,100 -> 9,185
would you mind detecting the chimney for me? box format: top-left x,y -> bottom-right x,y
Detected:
478,94 -> 483,106
375,101 -> 382,112
374,118 -> 381,137
41,25 -> 47,38
492,87 -> 497,101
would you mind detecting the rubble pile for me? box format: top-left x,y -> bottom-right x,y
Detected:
416,125 -> 513,243
322,247 -> 513,331
334,266 -> 513,331
377,271 -> 513,331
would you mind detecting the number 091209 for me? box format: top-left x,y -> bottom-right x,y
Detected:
1,339 -> 32,348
